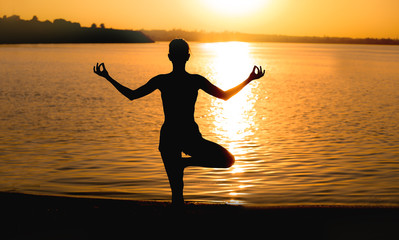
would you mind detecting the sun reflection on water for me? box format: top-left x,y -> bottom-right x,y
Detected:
201,42 -> 259,153
200,42 -> 261,203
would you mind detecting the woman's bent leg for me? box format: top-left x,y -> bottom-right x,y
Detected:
184,139 -> 235,168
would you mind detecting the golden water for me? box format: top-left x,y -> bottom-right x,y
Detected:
1,42 -> 398,205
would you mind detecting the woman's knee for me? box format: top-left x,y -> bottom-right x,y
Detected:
224,152 -> 235,168
212,142 -> 235,168
216,149 -> 234,168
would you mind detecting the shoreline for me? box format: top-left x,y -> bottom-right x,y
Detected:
2,192 -> 398,239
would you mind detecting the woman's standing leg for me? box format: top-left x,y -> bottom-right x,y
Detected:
160,139 -> 234,205
160,150 -> 185,206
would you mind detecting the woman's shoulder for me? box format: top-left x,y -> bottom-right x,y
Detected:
189,73 -> 206,80
148,73 -> 171,87
151,73 -> 170,81
188,73 -> 209,85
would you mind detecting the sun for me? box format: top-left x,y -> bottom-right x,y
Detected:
203,0 -> 267,15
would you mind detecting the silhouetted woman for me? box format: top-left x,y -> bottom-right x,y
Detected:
94,39 -> 265,205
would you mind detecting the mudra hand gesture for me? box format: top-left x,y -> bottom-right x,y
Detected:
93,62 -> 109,79
248,65 -> 265,81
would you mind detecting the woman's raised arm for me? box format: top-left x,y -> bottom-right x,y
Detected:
200,65 -> 265,101
93,63 -> 157,101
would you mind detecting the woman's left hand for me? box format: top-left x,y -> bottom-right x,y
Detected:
93,62 -> 110,79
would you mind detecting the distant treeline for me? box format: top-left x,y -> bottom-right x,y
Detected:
0,15 -> 154,44
1,15 -> 398,45
142,29 -> 399,45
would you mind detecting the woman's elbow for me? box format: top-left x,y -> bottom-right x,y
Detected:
221,93 -> 232,101
126,93 -> 137,101
210,90 -> 230,101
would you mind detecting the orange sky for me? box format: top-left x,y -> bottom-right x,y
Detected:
1,0 -> 398,38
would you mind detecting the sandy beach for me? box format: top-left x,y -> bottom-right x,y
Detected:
1,192 -> 398,239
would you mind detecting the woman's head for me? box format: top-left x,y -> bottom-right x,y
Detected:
168,39 -> 190,63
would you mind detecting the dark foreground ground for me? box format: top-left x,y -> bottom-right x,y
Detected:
1,192 -> 398,240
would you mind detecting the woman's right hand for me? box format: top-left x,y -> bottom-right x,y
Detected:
93,62 -> 110,79
248,65 -> 265,81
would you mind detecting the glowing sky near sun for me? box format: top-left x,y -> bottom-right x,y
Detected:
1,0 -> 398,38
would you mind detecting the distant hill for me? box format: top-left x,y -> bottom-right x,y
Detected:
142,29 -> 399,45
0,15 -> 154,44
2,15 -> 397,45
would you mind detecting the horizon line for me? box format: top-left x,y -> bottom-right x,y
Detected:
2,14 -> 398,41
